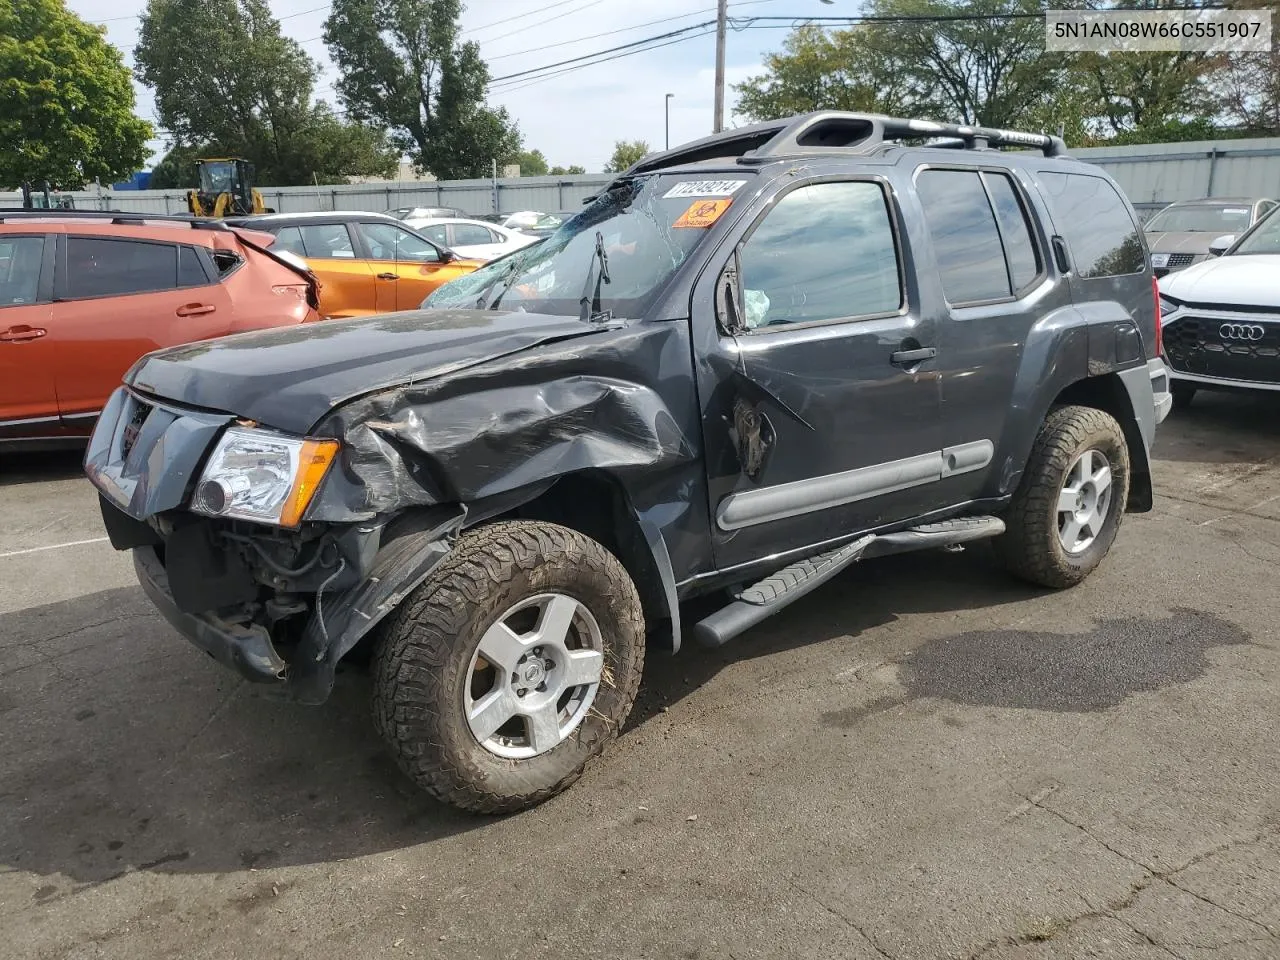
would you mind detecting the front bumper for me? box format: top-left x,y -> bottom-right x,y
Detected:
87,388 -> 467,704
135,545 -> 289,686
1162,311 -> 1280,387
127,510 -> 462,704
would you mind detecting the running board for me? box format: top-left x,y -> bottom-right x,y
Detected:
860,515 -> 1005,558
693,516 -> 1005,648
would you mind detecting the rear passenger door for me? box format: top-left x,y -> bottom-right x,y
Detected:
0,234 -> 59,439
914,166 -> 1064,504
51,236 -> 232,422
274,223 -> 375,318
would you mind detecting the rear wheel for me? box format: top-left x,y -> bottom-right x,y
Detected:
1171,381 -> 1196,411
373,520 -> 645,814
996,405 -> 1130,589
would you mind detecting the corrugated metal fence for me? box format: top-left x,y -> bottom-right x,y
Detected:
6,136 -> 1280,219
0,174 -> 615,217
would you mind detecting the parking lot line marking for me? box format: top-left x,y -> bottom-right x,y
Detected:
0,537 -> 110,559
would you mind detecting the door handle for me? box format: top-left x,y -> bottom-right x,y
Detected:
0,326 -> 47,342
376,272 -> 399,280
1051,235 -> 1072,274
890,346 -> 937,366
175,303 -> 216,317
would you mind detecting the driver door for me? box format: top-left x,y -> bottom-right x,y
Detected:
694,176 -> 948,570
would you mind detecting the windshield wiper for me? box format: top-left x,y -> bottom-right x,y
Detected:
578,230 -> 611,323
475,256 -> 524,311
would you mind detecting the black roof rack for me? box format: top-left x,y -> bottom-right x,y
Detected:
625,111 -> 1068,175
0,209 -> 234,230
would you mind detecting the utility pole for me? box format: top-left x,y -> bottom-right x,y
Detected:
665,93 -> 674,150
713,0 -> 728,133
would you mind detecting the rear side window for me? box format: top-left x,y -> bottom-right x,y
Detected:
452,223 -> 497,246
738,180 -> 901,329
1039,172 -> 1144,278
65,237 -> 176,299
178,246 -> 208,286
419,224 -> 450,246
299,223 -> 356,258
0,236 -> 45,306
984,173 -> 1040,290
916,169 -> 1009,304
272,226 -> 307,257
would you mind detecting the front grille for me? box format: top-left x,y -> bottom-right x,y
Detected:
120,400 -> 152,458
1165,253 -> 1196,268
1164,316 -> 1280,384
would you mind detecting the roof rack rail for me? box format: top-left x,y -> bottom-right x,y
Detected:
0,209 -> 234,230
624,111 -> 1067,175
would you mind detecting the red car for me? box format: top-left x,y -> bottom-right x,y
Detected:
0,211 -> 320,447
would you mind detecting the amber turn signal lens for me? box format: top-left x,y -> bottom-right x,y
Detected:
279,439 -> 340,528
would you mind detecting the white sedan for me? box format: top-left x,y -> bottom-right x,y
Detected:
403,217 -> 538,262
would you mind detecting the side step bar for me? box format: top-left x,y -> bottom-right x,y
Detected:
693,516 -> 1005,648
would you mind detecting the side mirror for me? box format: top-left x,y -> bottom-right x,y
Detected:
1208,234 -> 1236,257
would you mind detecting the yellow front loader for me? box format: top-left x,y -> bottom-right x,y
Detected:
186,158 -> 272,217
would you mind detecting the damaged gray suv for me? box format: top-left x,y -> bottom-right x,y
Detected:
86,113 -> 1172,813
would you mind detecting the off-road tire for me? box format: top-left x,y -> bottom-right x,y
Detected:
995,405 -> 1130,590
372,520 -> 645,814
1171,381 -> 1196,411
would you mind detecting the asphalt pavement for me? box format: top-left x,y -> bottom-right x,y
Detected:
1,390 -> 1278,960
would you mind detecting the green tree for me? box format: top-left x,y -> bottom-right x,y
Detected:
603,140 -> 649,174
0,0 -> 151,188
324,0 -> 521,179
514,148 -> 549,176
737,0 -> 1070,131
135,0 -> 397,185
735,24 -> 916,122
549,164 -> 586,175
146,143 -> 209,189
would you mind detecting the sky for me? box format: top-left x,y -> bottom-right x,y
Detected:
66,0 -> 850,174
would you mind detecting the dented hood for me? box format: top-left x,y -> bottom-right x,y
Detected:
126,309 -> 606,434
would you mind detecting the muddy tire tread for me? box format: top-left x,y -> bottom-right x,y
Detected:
372,520 -> 644,815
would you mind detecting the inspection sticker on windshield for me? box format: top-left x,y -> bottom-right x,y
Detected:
1224,207 -> 1249,215
674,199 -> 733,228
664,179 -> 746,199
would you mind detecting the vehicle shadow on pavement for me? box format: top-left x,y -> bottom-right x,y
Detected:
1153,391 -> 1280,465
629,545 -> 1045,731
0,586 -> 482,886
0,449 -> 86,487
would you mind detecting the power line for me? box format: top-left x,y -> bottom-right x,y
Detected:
485,0 -> 784,63
473,0 -> 606,44
492,29 -> 717,94
279,3 -> 332,20
488,21 -> 715,84
463,0 -> 585,35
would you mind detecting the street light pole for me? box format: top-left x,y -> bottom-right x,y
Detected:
665,93 -> 674,150
712,0 -> 728,133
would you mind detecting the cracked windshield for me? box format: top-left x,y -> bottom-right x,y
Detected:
425,174 -> 753,318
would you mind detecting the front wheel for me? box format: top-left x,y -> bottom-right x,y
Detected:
996,405 -> 1131,589
372,520 -> 645,814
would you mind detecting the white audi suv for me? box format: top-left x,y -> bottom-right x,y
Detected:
1158,206 -> 1280,409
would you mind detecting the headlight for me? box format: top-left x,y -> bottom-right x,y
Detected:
1158,295 -> 1181,318
192,428 -> 339,527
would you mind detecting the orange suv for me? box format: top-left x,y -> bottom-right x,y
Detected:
225,212 -> 485,318
0,211 -> 320,447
